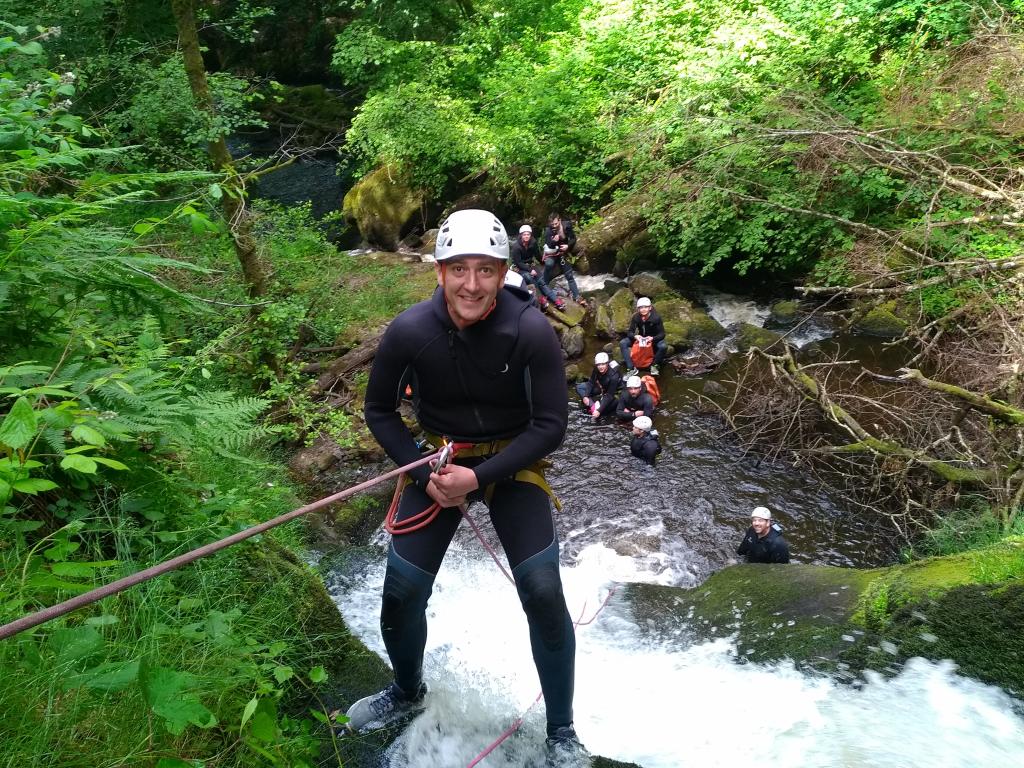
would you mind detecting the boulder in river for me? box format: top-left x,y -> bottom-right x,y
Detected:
342,165 -> 423,251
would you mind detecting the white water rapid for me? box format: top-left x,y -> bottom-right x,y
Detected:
328,531 -> 1024,768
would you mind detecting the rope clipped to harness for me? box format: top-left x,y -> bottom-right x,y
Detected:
384,440 -> 470,535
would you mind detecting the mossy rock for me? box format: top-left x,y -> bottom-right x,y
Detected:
342,165 -> 424,251
609,288 -> 638,333
734,322 -> 785,353
576,193 -> 650,273
616,538 -> 1024,693
657,297 -> 728,349
852,302 -> 910,339
768,300 -> 801,327
626,272 -> 670,299
593,301 -> 617,340
559,324 -> 586,359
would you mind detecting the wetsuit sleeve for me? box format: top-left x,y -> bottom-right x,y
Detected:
652,315 -> 666,344
544,226 -> 557,250
615,393 -> 630,420
471,313 -> 568,489
564,221 -> 577,250
363,317 -> 433,489
737,530 -> 751,556
770,538 -> 791,564
642,394 -> 655,418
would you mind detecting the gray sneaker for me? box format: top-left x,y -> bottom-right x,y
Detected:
650,364 -> 660,376
545,725 -> 591,767
344,682 -> 427,732
626,368 -> 639,378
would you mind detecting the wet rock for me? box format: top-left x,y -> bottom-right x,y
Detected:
768,299 -> 801,327
576,193 -> 650,272
626,271 -> 670,299
852,302 -> 910,339
734,322 -> 785,353
703,379 -> 729,397
670,350 -> 726,377
609,288 -> 638,333
593,301 -> 617,340
611,534 -> 662,557
614,231 -> 660,276
658,297 -> 728,350
342,165 -> 423,250
560,325 -> 586,359
564,363 -> 584,382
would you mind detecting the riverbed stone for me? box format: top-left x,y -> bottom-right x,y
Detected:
734,322 -> 785,353
610,288 -> 638,333
559,324 -> 586,359
617,538 -> 1024,694
626,272 -> 670,299
852,302 -> 910,339
768,299 -> 801,327
657,297 -> 728,349
342,165 -> 423,250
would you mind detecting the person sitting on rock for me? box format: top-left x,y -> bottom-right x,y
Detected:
630,415 -> 661,466
576,351 -> 622,422
615,375 -> 656,422
736,506 -> 790,564
620,296 -> 668,377
542,212 -> 587,309
510,224 -> 562,310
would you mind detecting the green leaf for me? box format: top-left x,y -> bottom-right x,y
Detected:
309,665 -> 327,684
157,759 -> 205,768
140,665 -> 218,735
84,614 -> 120,626
75,659 -> 140,691
92,457 -> 129,470
240,696 -> 259,731
12,478 -> 58,494
272,665 -> 293,684
60,454 -> 98,474
51,561 -> 98,577
71,425 -> 106,446
309,709 -> 330,724
16,41 -> 43,55
48,627 -> 105,664
0,397 -> 37,450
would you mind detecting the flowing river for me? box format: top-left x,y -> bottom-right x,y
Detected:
324,287 -> 1024,767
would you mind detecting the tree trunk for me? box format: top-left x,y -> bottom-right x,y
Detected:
170,0 -> 267,299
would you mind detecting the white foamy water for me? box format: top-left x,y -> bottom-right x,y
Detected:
700,288 -> 832,349
329,529 -> 1024,768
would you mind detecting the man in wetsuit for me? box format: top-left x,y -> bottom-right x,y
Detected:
576,351 -> 622,422
349,208 -> 588,765
629,415 -> 661,466
543,212 -> 587,308
620,296 -> 668,377
615,375 -> 656,422
736,506 -> 791,564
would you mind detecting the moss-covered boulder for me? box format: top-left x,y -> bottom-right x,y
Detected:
576,193 -> 650,273
626,272 -> 670,299
852,302 -> 910,339
342,166 -> 424,250
559,324 -> 586,359
768,300 -> 801,327
609,288 -> 638,334
619,538 -> 1024,694
657,297 -> 728,350
593,300 -> 617,340
734,322 -> 785,353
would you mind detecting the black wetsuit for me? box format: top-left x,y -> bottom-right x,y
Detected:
620,309 -> 669,368
364,283 -> 575,727
577,365 -> 622,418
737,524 -> 791,564
616,390 -> 656,421
630,431 -> 661,466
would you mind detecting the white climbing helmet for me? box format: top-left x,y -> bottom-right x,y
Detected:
751,506 -> 772,520
435,209 -> 510,262
633,415 -> 653,431
519,224 -> 532,235
637,297 -> 652,308
504,270 -> 525,288
626,375 -> 642,388
594,352 -> 610,365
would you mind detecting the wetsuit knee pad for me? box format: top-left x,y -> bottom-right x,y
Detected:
381,549 -> 434,630
513,545 -> 569,651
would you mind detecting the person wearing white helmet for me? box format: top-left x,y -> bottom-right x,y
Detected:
576,350 -> 622,422
542,211 -> 588,309
620,296 -> 668,377
737,506 -> 791,564
615,374 -> 656,422
629,415 -> 661,466
510,223 -> 561,310
357,209 -> 585,759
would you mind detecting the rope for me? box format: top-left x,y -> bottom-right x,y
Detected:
0,450 -> 442,642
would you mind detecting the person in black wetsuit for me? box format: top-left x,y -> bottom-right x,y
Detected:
348,208 -> 588,765
615,375 -> 656,422
629,415 -> 661,466
576,351 -> 622,423
736,506 -> 790,564
619,296 -> 668,377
